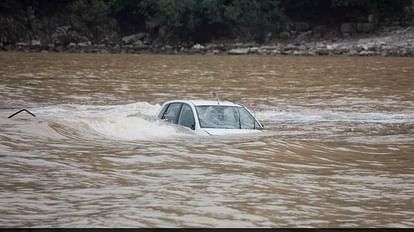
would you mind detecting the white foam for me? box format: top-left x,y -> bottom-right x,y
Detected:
73,115 -> 190,140
33,102 -> 193,141
35,102 -> 161,118
256,109 -> 414,124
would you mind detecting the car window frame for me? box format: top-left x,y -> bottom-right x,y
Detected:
161,103 -> 183,124
241,105 -> 263,130
157,104 -> 169,119
195,105 -> 263,130
238,107 -> 256,129
195,105 -> 241,129
177,103 -> 196,130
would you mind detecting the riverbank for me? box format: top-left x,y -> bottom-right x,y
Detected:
2,26 -> 414,57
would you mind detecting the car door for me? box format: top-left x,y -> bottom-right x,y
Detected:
178,104 -> 196,130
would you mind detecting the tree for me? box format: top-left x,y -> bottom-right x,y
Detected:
224,0 -> 283,41
110,0 -> 157,34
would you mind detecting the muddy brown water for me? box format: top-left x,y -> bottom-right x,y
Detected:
0,52 -> 413,227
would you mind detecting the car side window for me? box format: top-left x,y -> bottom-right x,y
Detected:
239,107 -> 255,129
162,103 -> 182,123
157,105 -> 169,119
178,104 -> 195,129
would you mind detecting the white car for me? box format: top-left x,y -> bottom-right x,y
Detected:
156,100 -> 263,135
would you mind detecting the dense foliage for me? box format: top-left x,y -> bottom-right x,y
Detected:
0,0 -> 411,43
282,0 -> 409,23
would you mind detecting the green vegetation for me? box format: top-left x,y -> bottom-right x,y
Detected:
0,0 -> 411,44
109,0 -> 284,42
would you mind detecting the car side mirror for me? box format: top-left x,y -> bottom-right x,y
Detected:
256,121 -> 264,129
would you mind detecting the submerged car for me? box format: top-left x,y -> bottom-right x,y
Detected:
156,100 -> 263,135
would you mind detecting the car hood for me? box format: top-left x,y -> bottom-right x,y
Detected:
202,128 -> 262,136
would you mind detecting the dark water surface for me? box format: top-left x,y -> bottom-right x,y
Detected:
0,52 -> 413,227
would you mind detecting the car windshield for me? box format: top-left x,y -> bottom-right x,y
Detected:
196,105 -> 258,129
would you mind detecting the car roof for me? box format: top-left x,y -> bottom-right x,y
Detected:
166,100 -> 241,107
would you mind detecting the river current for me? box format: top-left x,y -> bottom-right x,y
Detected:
0,52 -> 413,227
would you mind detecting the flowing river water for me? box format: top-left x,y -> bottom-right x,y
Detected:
0,52 -> 413,227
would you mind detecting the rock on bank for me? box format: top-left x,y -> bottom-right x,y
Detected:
1,27 -> 414,57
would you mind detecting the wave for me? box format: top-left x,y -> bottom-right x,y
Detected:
5,103 -> 414,143
32,102 -> 195,141
256,109 -> 414,124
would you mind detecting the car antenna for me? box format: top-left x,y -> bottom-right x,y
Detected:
213,91 -> 220,105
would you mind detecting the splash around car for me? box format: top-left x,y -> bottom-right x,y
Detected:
156,100 -> 264,135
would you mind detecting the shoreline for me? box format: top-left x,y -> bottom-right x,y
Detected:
2,26 -> 414,57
